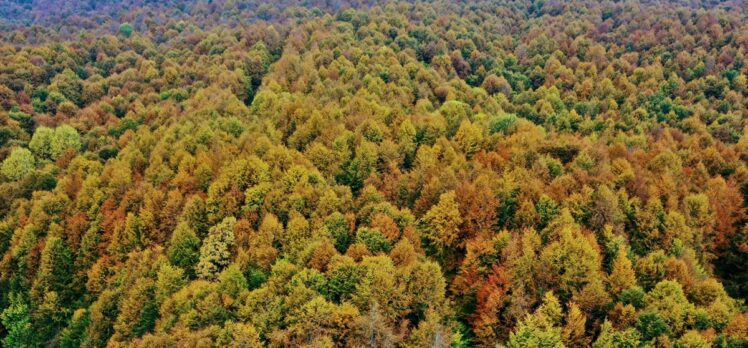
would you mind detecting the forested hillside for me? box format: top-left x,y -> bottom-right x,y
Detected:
1,0 -> 747,346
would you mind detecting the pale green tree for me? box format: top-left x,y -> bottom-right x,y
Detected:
196,217 -> 237,280
1,147 -> 35,180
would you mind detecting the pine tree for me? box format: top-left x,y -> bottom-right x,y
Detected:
35,235 -> 74,300
59,309 -> 90,348
112,278 -> 157,342
168,222 -> 201,277
608,247 -> 637,296
562,302 -> 588,347
108,213 -> 142,259
33,291 -> 69,345
506,292 -> 565,348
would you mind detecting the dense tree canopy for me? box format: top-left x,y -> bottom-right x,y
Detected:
0,0 -> 747,346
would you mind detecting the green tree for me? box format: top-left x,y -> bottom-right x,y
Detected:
1,147 -> 35,180
218,264 -> 249,298
119,22 -> 134,37
112,278 -> 158,341
325,256 -> 364,303
355,227 -> 392,254
283,211 -> 312,258
50,69 -> 83,106
29,126 -> 55,159
51,125 -> 81,158
536,195 -> 560,230
506,292 -> 565,348
35,235 -> 74,300
33,291 -> 69,344
59,309 -> 90,348
196,217 -> 237,280
0,293 -> 32,348
642,280 -> 695,337
108,213 -> 142,259
636,312 -> 670,342
168,222 -> 201,277
155,263 -> 186,302
593,320 -> 641,348
439,100 -> 472,137
29,125 -> 80,160
539,212 -> 602,300
407,260 -> 447,316
326,212 -> 352,253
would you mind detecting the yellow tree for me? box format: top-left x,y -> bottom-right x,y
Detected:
420,191 -> 463,251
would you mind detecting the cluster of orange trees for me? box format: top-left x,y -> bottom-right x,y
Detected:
0,0 -> 747,346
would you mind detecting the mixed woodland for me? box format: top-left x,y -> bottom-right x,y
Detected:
1,0 -> 748,346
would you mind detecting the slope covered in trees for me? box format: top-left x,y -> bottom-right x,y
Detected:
0,0 -> 747,346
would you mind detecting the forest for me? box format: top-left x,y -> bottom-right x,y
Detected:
0,0 -> 747,346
